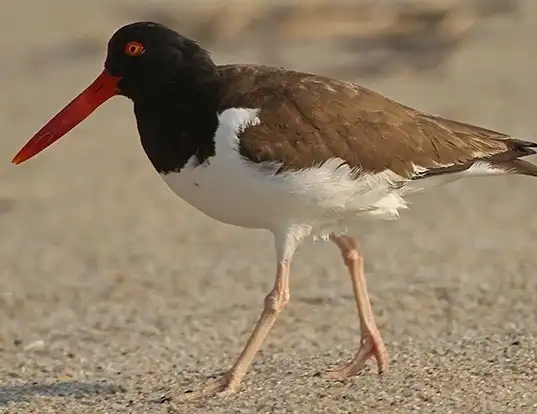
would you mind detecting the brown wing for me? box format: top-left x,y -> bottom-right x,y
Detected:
217,64 -> 537,179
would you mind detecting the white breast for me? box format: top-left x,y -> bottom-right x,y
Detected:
160,108 -> 283,230
158,107 -> 421,239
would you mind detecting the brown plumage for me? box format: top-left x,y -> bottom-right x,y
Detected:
218,64 -> 537,179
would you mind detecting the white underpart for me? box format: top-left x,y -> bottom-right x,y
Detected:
160,107 -> 510,252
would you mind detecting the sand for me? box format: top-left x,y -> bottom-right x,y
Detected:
2,1 -> 537,413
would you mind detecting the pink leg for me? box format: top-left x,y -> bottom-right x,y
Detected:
177,260 -> 291,401
326,234 -> 389,379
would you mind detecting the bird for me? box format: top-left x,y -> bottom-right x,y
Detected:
12,21 -> 537,400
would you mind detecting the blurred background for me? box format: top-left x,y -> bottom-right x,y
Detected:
2,1 -> 537,413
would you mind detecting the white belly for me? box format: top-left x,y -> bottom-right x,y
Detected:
160,160 -> 289,230
159,156 -> 407,232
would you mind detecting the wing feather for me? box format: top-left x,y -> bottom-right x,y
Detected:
217,64 -> 537,179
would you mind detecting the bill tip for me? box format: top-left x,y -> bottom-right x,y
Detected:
11,154 -> 24,165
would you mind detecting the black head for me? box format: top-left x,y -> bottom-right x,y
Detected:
105,21 -> 220,104
12,21 -> 222,165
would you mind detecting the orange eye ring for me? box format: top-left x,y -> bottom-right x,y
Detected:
125,41 -> 145,57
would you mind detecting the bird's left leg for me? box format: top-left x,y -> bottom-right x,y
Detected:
176,230 -> 297,401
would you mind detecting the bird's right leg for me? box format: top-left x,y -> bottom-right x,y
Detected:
325,234 -> 389,379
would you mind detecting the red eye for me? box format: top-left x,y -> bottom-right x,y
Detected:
125,41 -> 145,57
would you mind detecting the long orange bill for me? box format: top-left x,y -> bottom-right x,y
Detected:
12,69 -> 121,165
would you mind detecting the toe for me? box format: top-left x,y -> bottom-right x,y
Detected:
175,372 -> 240,402
322,369 -> 354,381
371,340 -> 389,374
217,384 -> 239,398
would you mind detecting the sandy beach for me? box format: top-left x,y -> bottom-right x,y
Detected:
1,1 -> 537,412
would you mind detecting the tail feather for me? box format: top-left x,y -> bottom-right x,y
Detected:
413,137 -> 537,180
492,138 -> 537,177
492,158 -> 537,177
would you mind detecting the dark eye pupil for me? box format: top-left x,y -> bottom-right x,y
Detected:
130,46 -> 136,52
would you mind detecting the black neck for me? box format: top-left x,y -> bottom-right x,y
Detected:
133,73 -> 221,174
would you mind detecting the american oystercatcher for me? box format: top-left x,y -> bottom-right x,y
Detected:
12,22 -> 537,399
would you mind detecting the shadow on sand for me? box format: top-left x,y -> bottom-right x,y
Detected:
0,381 -> 125,405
